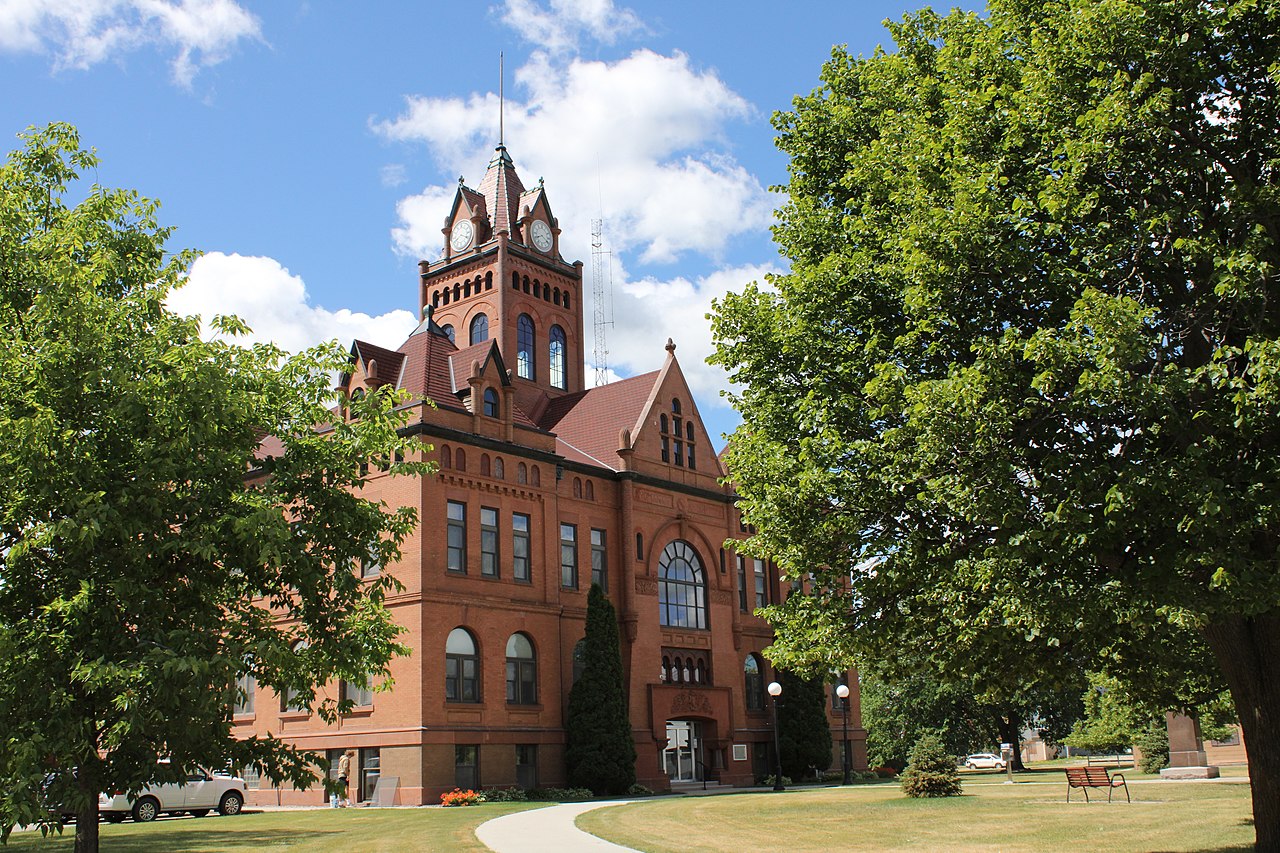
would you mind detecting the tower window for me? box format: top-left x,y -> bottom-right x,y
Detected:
512,272 -> 520,290
441,324 -> 455,343
517,314 -> 535,380
483,388 -> 499,418
549,325 -> 566,390
563,293 -> 571,310
470,313 -> 489,345
553,287 -> 561,306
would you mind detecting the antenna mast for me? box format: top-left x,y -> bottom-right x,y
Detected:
591,218 -> 613,387
499,52 -> 504,146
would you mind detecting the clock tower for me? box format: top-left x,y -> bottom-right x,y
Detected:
418,144 -> 586,420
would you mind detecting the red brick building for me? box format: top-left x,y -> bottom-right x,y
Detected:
235,142 -> 868,805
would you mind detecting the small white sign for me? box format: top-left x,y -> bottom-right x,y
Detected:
732,744 -> 748,762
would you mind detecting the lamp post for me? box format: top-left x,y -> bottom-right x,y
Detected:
836,683 -> 851,785
767,680 -> 784,791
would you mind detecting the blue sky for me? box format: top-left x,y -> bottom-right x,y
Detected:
2,0 -> 945,448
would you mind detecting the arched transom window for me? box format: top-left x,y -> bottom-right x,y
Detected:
469,313 -> 489,345
658,540 -> 707,629
446,628 -> 480,702
549,325 -> 566,389
505,633 -> 537,705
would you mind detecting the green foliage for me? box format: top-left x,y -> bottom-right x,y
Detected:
525,787 -> 594,802
900,735 -> 963,798
565,585 -> 636,795
775,670 -> 832,780
0,124 -> 430,846
478,787 -> 528,802
1134,725 -> 1170,774
710,0 -> 1280,843
1063,674 -> 1156,754
861,670 -> 993,768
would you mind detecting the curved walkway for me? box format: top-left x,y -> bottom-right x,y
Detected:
476,800 -> 639,853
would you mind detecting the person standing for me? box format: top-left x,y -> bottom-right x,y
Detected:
337,750 -> 354,807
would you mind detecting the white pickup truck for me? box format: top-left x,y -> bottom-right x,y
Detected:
99,770 -> 247,822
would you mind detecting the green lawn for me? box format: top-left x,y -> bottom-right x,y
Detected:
579,777 -> 1256,852
4,803 -> 539,853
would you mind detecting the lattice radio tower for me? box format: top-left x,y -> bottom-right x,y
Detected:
591,218 -> 614,387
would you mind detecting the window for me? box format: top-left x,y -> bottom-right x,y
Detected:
531,466 -> 540,487
635,532 -> 644,561
744,655 -> 764,711
674,439 -> 684,466
660,414 -> 668,433
505,633 -> 537,705
343,677 -> 373,708
442,324 -> 455,343
517,314 -> 535,379
549,325 -> 566,389
584,481 -> 594,500
469,313 -> 489,344
658,540 -> 706,629
513,513 -> 531,582
447,501 -> 466,573
494,457 -> 504,479
516,745 -> 538,788
573,477 -> 582,498
661,436 -> 670,463
455,746 -> 479,789
234,673 -> 255,715
517,462 -> 528,484
361,552 -> 380,578
560,523 -> 578,589
591,528 -> 607,591
440,444 -> 452,469
753,558 -> 769,609
737,556 -> 748,612
455,448 -> 467,471
671,398 -> 682,415
572,639 -> 587,684
481,507 -> 499,577
483,388 -> 499,418
481,454 -> 491,476
445,628 -> 480,702
282,642 -> 308,712
361,748 -> 380,803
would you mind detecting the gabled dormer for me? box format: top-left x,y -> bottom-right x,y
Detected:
515,180 -> 561,260
444,181 -> 490,261
448,339 -> 517,442
628,339 -> 725,480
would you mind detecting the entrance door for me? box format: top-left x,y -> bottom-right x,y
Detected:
664,720 -> 702,783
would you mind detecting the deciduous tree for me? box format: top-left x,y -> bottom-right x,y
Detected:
0,124 -> 427,852
711,1 -> 1280,845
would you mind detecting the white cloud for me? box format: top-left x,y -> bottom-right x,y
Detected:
602,261 -> 782,417
373,49 -> 772,266
170,252 -> 418,353
0,0 -> 261,86
498,0 -> 644,54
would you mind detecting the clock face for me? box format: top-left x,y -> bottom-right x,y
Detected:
451,219 -> 474,252
531,219 -> 553,253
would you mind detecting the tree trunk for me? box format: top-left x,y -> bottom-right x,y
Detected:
72,770 -> 99,853
1201,611 -> 1280,852
999,712 -> 1026,771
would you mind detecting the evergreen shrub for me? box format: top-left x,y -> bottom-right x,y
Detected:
900,735 -> 963,798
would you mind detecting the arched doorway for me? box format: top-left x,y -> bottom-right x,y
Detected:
664,720 -> 703,783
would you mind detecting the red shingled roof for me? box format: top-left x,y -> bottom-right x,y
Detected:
477,145 -> 525,239
542,371 -> 660,470
352,340 -> 405,387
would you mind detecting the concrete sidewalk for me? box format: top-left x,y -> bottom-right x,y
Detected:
476,800 -> 640,853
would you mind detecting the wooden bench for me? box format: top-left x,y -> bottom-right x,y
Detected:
1065,766 -> 1129,803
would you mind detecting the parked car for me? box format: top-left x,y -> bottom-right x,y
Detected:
99,770 -> 246,822
963,753 -> 1007,770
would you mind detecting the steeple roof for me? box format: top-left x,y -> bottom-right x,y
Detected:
476,144 -> 526,238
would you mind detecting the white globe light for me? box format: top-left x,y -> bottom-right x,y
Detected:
836,684 -> 850,699
767,681 -> 782,697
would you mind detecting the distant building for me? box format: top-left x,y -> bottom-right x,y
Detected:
236,141 -> 867,805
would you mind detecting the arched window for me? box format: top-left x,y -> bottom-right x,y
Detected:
455,448 -> 466,472
549,325 -> 566,389
533,281 -> 542,299
446,628 -> 480,702
531,466 -> 541,487
563,292 -> 571,310
506,633 -> 537,705
672,398 -> 682,415
481,454 -> 491,476
470,313 -> 489,345
440,444 -> 452,469
483,387 -> 499,418
661,655 -> 671,683
512,272 -> 521,290
484,271 -> 492,290
453,283 -> 461,302
517,314 -> 535,379
573,477 -> 582,498
660,414 -> 668,433
517,462 -> 528,484
659,540 -> 707,629
744,654 -> 764,711
494,457 -> 504,480
573,639 -> 588,684
442,324 -> 455,343
584,481 -> 594,500
553,287 -> 561,306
